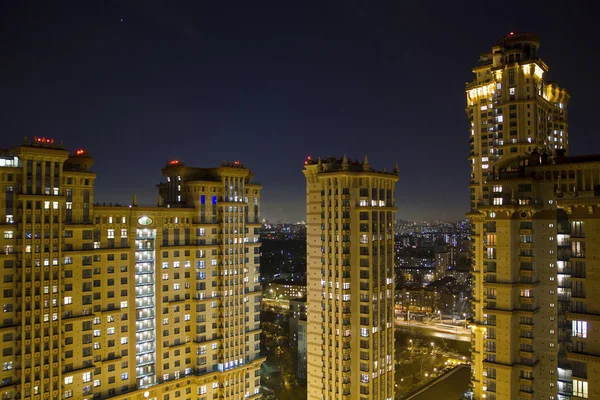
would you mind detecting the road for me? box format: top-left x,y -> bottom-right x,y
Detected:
405,364 -> 471,400
395,319 -> 472,342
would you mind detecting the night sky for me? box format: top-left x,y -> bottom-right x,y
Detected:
1,1 -> 598,222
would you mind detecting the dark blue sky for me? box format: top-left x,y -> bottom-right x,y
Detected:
1,1 -> 598,221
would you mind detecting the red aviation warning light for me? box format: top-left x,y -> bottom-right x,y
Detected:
169,160 -> 180,165
34,136 -> 54,144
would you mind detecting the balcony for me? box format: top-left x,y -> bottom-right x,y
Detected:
519,377 -> 534,386
520,296 -> 535,304
520,350 -> 535,359
519,390 -> 534,399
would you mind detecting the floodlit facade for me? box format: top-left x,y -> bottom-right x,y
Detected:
304,156 -> 398,400
0,138 -> 264,400
467,32 -> 569,212
467,35 -> 600,400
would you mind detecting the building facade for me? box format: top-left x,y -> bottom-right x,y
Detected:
0,138 -> 264,400
467,32 -> 569,212
289,298 -> 307,380
303,156 -> 398,400
467,35 -> 599,400
264,279 -> 306,302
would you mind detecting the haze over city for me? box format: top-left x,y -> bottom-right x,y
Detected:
2,1 -> 599,221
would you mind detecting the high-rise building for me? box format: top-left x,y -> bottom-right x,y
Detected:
467,35 -> 600,400
466,32 -> 569,212
0,138 -> 264,400
289,298 -> 307,380
303,156 -> 398,400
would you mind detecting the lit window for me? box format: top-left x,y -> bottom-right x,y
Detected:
82,372 -> 91,383
572,321 -> 588,338
64,297 -> 72,305
509,88 -> 515,95
64,376 -> 73,385
121,229 -> 128,238
3,231 -> 13,239
107,229 -> 114,238
573,379 -> 588,398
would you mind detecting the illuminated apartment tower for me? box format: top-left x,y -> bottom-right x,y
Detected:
0,138 -> 264,400
467,36 -> 600,400
303,156 -> 398,400
467,32 -> 569,212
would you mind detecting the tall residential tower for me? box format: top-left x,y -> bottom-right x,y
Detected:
304,156 -> 398,400
467,32 -> 569,212
467,35 -> 600,400
0,138 -> 264,400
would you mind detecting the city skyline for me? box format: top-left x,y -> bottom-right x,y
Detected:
2,2 -> 600,222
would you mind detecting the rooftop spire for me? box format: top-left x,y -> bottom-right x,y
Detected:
342,154 -> 349,170
363,155 -> 370,172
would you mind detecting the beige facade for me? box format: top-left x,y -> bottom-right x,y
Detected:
0,139 -> 264,400
469,155 -> 600,400
467,34 -> 599,400
466,32 -> 569,212
303,156 -> 397,400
